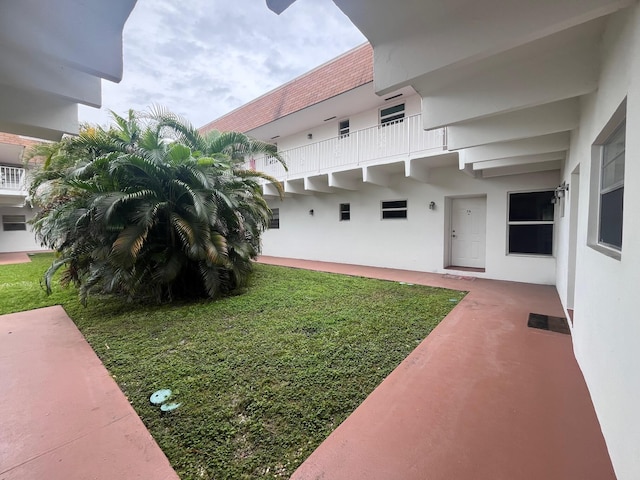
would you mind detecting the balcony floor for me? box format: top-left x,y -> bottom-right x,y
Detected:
257,256 -> 616,480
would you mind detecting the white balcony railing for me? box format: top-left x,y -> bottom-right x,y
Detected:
0,165 -> 26,192
248,114 -> 446,180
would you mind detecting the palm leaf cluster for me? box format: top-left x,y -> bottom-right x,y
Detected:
27,108 -> 284,304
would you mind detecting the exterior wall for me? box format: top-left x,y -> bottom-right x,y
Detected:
0,205 -> 43,253
263,166 -> 559,284
554,7 -> 640,478
275,94 -> 421,152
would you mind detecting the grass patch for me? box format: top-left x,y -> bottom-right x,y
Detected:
0,253 -> 465,479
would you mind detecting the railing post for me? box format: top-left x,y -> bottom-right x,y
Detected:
407,116 -> 412,156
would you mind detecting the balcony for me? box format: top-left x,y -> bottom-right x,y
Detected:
249,114 -> 448,182
1,165 -> 26,191
0,165 -> 28,206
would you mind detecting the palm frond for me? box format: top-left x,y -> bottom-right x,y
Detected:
110,223 -> 150,266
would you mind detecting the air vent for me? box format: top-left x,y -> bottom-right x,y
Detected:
384,93 -> 403,101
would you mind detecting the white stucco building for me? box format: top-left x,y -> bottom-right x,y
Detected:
208,1 -> 640,477
0,0 -> 137,253
0,133 -> 44,253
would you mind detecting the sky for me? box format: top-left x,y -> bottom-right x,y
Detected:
78,0 -> 366,129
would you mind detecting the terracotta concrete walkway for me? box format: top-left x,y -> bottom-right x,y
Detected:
0,306 -> 179,480
0,254 -> 615,479
257,257 -> 616,480
0,251 -> 32,265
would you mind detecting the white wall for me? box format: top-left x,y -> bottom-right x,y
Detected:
263,166 -> 559,284
276,94 -> 421,152
0,205 -> 45,253
554,6 -> 640,479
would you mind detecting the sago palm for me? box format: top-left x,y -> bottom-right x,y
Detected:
27,109 -> 284,304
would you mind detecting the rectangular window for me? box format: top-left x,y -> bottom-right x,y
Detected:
268,208 -> 280,229
339,119 -> 350,138
380,103 -> 405,126
508,191 -> 554,255
599,123 -> 625,250
339,203 -> 350,221
381,200 -> 407,219
2,214 -> 27,231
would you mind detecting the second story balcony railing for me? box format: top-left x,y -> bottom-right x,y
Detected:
248,114 -> 447,180
0,165 -> 27,192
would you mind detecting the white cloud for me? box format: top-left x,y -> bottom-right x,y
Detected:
79,0 -> 365,128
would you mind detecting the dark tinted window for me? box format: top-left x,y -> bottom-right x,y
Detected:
509,191 -> 554,221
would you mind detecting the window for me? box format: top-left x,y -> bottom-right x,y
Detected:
381,200 -> 407,219
268,208 -> 280,229
339,119 -> 350,138
339,203 -> 350,221
2,214 -> 27,231
598,123 -> 625,250
380,103 -> 405,126
507,191 -> 554,255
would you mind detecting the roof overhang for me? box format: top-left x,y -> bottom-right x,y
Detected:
0,0 -> 137,141
246,84 -> 416,142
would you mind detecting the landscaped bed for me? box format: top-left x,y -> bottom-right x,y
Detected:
0,253 -> 464,479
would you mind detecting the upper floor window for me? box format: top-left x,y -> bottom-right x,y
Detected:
507,191 -> 554,255
598,122 -> 625,250
339,119 -> 350,138
380,103 -> 405,126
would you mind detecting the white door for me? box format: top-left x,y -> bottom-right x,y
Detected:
450,197 -> 486,268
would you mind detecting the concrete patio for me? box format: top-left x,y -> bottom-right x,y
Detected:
0,253 -> 615,479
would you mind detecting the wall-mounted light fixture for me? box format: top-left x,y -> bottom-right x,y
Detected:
309,209 -> 314,216
554,181 -> 569,200
307,133 -> 313,140
429,201 -> 436,210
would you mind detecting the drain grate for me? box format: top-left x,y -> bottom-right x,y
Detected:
527,313 -> 571,335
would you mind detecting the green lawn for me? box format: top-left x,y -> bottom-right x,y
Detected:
0,253 -> 465,479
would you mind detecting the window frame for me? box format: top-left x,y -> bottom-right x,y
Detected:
379,103 -> 405,127
597,122 -> 625,251
588,99 -> 626,260
338,119 -> 350,138
506,190 -> 555,256
268,208 -> 280,229
339,203 -> 350,221
381,200 -> 408,220
2,214 -> 27,231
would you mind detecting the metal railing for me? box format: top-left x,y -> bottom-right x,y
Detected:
0,165 -> 26,191
247,114 -> 446,180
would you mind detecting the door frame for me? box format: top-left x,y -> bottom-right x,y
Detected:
444,194 -> 487,270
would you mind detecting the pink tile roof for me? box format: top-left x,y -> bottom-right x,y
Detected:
200,43 -> 373,134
